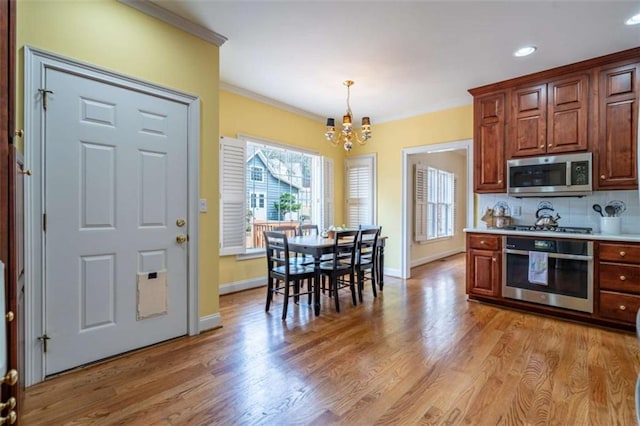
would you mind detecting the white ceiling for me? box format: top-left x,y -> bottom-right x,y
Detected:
152,1 -> 640,124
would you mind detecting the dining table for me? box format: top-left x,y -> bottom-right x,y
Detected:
287,234 -> 386,316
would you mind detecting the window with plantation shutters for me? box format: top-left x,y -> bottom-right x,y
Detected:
219,136 -> 247,255
321,157 -> 334,231
345,154 -> 376,228
220,135 -> 332,255
419,166 -> 455,240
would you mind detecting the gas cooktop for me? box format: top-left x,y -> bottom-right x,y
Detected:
509,225 -> 593,234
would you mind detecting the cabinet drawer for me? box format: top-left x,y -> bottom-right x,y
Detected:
468,234 -> 501,250
599,263 -> 640,294
599,243 -> 640,264
599,291 -> 640,323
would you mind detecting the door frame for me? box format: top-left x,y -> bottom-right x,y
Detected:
23,46 -> 200,385
401,139 -> 474,279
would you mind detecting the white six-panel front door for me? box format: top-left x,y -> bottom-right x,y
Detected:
44,68 -> 188,375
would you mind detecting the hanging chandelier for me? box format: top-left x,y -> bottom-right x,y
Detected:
324,80 -> 372,152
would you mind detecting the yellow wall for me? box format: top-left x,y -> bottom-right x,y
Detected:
16,0 -> 221,316
218,95 -> 472,283
350,105 -> 473,272
219,89 -> 346,287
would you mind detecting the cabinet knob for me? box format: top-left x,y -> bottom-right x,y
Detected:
492,257 -> 497,262
620,305 -> 627,311
5,311 -> 13,322
600,175 -> 606,180
539,145 -> 545,149
497,179 -> 502,184
480,240 -> 486,245
547,144 -> 553,147
619,251 -> 626,257
620,275 -> 627,281
2,370 -> 17,386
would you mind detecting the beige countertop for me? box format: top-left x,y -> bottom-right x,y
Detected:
464,227 -> 640,243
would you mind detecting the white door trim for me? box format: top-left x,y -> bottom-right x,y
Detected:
23,46 -> 200,385
401,139 -> 473,279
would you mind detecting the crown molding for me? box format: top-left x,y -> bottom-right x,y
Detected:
118,0 -> 227,47
220,82 -> 324,122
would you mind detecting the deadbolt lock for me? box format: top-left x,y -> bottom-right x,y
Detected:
176,218 -> 186,227
176,234 -> 187,244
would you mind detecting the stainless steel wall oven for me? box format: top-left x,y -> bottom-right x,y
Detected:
502,236 -> 594,313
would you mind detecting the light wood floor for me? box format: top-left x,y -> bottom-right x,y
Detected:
23,254 -> 640,425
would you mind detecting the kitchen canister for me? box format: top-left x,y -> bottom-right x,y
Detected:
600,216 -> 621,235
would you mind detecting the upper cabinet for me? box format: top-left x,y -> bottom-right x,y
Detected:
470,47 -> 640,194
473,92 -> 506,192
595,60 -> 639,190
509,74 -> 589,158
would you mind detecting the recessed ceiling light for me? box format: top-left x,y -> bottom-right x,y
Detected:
626,13 -> 640,25
514,46 -> 537,57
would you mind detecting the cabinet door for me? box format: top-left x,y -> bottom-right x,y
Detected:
466,249 -> 500,297
473,92 -> 506,192
509,84 -> 547,158
596,62 -> 639,190
547,74 -> 589,154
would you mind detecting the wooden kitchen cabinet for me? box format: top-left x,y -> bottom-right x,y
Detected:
470,47 -> 640,194
509,74 -> 589,158
595,60 -> 639,190
473,92 -> 506,192
466,234 -> 501,297
597,242 -> 640,325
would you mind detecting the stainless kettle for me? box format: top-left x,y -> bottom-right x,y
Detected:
535,207 -> 561,227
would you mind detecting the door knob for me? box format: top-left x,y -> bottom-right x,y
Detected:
176,218 -> 186,227
176,234 -> 187,244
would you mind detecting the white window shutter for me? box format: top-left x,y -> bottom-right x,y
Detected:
321,157 -> 334,230
345,155 -> 375,228
219,136 -> 246,255
414,163 -> 428,242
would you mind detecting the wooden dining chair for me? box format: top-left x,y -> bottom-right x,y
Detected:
319,229 -> 359,312
264,231 -> 315,320
359,224 -> 383,288
356,227 -> 380,302
297,224 -> 319,236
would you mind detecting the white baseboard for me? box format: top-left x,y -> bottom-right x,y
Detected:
410,248 -> 464,268
383,267 -> 402,278
219,276 -> 266,295
199,313 -> 222,332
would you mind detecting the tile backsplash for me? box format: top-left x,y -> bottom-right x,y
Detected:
477,190 -> 640,234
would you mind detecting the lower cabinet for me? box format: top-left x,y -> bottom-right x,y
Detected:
597,242 -> 640,325
466,234 -> 501,297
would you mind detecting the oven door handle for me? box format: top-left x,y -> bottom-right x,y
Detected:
504,248 -> 593,261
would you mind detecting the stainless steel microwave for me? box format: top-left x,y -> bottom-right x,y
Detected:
507,152 -> 592,197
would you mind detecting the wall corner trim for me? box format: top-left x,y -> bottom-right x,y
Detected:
118,0 -> 228,47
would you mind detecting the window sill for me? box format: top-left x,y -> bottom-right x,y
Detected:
236,249 -> 266,261
419,235 -> 453,245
